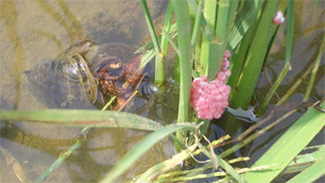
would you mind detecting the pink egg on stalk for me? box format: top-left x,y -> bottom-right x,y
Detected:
273,11 -> 285,25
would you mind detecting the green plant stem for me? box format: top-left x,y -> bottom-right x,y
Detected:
139,0 -> 164,87
190,0 -> 203,47
303,36 -> 325,102
157,1 -> 174,88
257,0 -> 295,115
172,0 -> 193,150
207,0 -> 229,81
227,0 -> 265,50
35,141 -> 81,182
227,22 -> 256,88
256,63 -> 290,116
199,0 -> 217,77
136,143 -> 198,182
160,1 -> 174,56
173,0 -> 192,126
276,61 -> 315,105
161,27 -> 179,55
230,0 -> 280,109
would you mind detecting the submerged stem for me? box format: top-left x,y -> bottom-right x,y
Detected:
303,36 -> 325,102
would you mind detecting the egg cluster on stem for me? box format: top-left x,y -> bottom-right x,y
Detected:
190,51 -> 232,120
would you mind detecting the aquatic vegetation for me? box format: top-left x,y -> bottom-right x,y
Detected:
0,0 -> 324,183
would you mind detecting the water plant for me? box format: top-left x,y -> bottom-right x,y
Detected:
0,0 -> 324,182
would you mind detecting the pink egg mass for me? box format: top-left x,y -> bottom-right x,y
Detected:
273,11 -> 285,25
190,51 -> 232,120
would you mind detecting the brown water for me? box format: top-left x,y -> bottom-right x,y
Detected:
0,1 -> 173,182
0,0 -> 324,182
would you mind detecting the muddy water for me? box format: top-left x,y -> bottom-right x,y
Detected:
0,0 -> 172,182
0,0 -> 324,182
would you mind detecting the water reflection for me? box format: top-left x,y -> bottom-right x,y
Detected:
0,0 -> 24,109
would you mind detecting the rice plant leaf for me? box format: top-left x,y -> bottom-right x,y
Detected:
228,0 -> 265,50
243,102 -> 325,182
188,0 -> 214,42
0,109 -> 162,131
140,0 -> 164,86
139,0 -> 159,53
207,0 -> 229,80
303,35 -> 325,101
286,158 -> 325,183
199,0 -> 217,77
172,0 -> 193,126
285,0 -> 295,64
136,143 -> 198,182
190,0 -> 203,47
99,123 -> 199,183
230,0 -> 280,109
161,26 -> 179,55
280,145 -> 325,176
35,141 -> 81,182
138,23 -> 178,69
215,154 -> 246,183
160,1 -> 174,57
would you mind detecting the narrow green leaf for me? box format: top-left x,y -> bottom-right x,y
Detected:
160,1 -> 174,57
280,145 -> 325,175
173,0 -> 192,125
206,0 -> 229,81
161,27 -> 179,55
136,143 -> 198,182
227,22 -> 257,89
199,0 -> 217,77
188,0 -> 214,42
139,0 -> 164,87
225,0 -> 239,43
35,141 -> 81,182
190,0 -> 203,47
216,155 -> 246,183
285,0 -> 295,64
230,0 -> 280,109
243,102 -> 325,182
99,123 -> 198,183
228,0 -> 265,50
139,0 -> 159,52
276,60 -> 315,105
0,109 -> 162,131
303,35 -> 325,101
156,1 -> 173,88
287,158 -> 325,183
